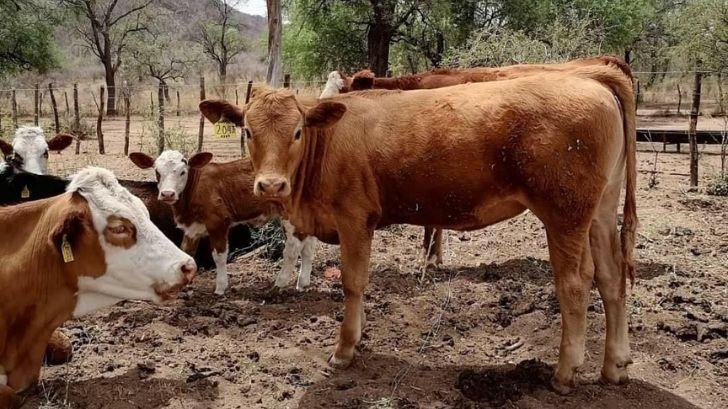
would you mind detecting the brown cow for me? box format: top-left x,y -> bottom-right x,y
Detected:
0,167 -> 195,405
320,56 -> 633,265
200,60 -> 637,393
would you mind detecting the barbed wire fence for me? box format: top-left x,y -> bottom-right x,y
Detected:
0,70 -> 724,178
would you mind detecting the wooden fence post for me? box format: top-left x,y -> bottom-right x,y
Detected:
48,83 -> 60,133
11,89 -> 17,128
677,84 -> 682,115
64,91 -> 70,118
34,83 -> 39,126
157,80 -> 165,155
283,74 -> 291,88
123,81 -> 131,156
97,86 -> 105,154
245,80 -> 253,103
197,76 -> 206,152
689,72 -> 702,187
73,84 -> 81,154
235,88 -> 239,105
241,80 -> 253,156
176,90 -> 180,117
149,92 -> 154,116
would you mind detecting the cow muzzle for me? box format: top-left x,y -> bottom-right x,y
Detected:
159,190 -> 177,204
153,259 -> 196,301
254,176 -> 290,198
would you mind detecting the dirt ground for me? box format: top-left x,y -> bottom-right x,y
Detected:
12,114 -> 728,409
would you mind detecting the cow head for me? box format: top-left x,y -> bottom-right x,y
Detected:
129,151 -> 213,204
199,93 -> 346,200
60,167 -> 196,316
0,127 -> 74,174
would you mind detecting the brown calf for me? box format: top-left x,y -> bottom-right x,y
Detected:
201,60 -> 637,393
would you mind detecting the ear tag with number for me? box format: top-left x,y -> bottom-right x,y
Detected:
21,185 -> 30,198
61,234 -> 74,263
214,122 -> 237,139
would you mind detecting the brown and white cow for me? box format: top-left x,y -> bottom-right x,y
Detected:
0,167 -> 195,404
0,126 -> 73,175
200,61 -> 637,393
129,150 -> 317,294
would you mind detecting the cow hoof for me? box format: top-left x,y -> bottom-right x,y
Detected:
327,353 -> 353,369
601,360 -> 632,385
45,330 -> 73,366
550,376 -> 575,395
295,283 -> 310,292
214,287 -> 226,296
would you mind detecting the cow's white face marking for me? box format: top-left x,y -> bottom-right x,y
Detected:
12,126 -> 50,174
180,222 -> 208,239
67,167 -> 195,316
153,150 -> 189,204
320,71 -> 345,98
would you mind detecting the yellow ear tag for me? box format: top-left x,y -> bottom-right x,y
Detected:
21,185 -> 30,198
61,234 -> 74,263
214,122 -> 237,139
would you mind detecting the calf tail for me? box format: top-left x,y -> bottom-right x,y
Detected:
576,59 -> 637,294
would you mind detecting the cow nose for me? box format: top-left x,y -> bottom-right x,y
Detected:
257,178 -> 287,196
180,260 -> 196,284
160,191 -> 175,201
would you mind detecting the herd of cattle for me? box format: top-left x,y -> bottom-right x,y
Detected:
0,55 -> 638,406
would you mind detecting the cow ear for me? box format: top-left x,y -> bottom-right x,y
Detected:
47,133 -> 74,152
305,102 -> 347,128
129,152 -> 155,169
48,198 -> 90,257
351,69 -> 375,90
0,139 -> 12,156
188,152 -> 213,169
199,99 -> 244,126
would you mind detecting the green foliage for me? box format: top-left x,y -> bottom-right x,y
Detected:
706,173 -> 728,196
0,0 -> 60,76
282,0 -> 369,79
443,16 -> 604,68
670,0 -> 728,72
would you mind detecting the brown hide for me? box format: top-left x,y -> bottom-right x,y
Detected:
349,56 -> 632,92
0,193 -> 105,394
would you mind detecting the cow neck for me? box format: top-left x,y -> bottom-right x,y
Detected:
173,167 -> 203,218
290,125 -> 326,212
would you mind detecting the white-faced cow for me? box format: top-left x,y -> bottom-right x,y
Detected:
129,150 -> 317,294
0,167 -> 195,405
200,60 -> 637,394
0,126 -> 73,175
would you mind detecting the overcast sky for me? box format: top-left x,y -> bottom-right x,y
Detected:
235,0 -> 267,16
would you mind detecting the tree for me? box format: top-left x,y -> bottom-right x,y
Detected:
0,0 -> 59,76
266,0 -> 283,86
197,0 -> 248,84
64,0 -> 152,115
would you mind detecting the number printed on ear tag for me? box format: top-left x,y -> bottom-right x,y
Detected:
214,122 -> 237,139
21,185 -> 30,198
61,234 -> 74,263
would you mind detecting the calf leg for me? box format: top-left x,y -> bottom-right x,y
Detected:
296,237 -> 317,291
591,185 -> 631,384
547,227 -> 594,394
328,225 -> 373,369
423,227 -> 443,266
0,384 -> 17,409
209,228 -> 230,295
276,222 -> 303,288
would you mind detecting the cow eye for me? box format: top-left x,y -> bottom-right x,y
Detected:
180,170 -> 187,176
155,170 -> 161,181
294,129 -> 302,140
43,150 -> 49,158
244,128 -> 252,140
108,225 -> 127,235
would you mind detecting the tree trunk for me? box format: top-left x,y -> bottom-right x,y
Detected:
367,0 -> 395,77
97,86 -> 105,154
123,82 -> 131,156
73,84 -> 80,154
689,72 -> 702,187
197,76 -> 206,152
11,89 -> 17,128
162,80 -> 171,104
34,83 -> 39,126
104,65 -> 117,116
266,0 -> 283,87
